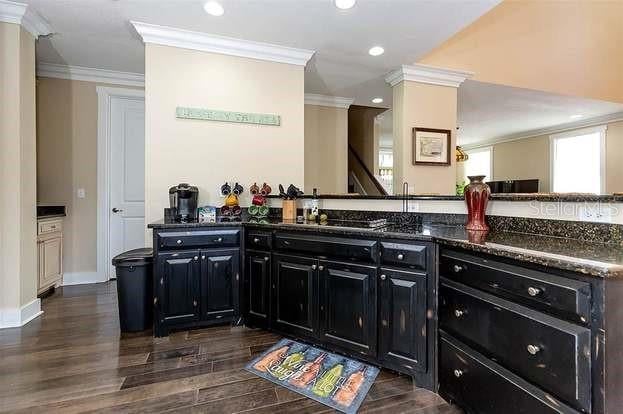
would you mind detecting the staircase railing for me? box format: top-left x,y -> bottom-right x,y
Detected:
348,144 -> 388,195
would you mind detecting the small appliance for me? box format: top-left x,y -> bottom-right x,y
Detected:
168,183 -> 199,222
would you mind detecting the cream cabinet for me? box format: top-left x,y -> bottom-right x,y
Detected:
37,218 -> 63,294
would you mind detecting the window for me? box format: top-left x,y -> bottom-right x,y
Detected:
550,126 -> 606,194
464,147 -> 493,183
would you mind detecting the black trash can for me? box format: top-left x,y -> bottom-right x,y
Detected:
111,248 -> 154,332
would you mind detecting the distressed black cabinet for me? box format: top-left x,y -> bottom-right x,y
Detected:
318,260 -> 377,356
245,251 -> 271,328
201,248 -> 240,321
379,267 -> 428,374
156,251 -> 201,326
271,253 -> 318,340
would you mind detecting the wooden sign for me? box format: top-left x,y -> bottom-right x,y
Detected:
176,107 -> 281,126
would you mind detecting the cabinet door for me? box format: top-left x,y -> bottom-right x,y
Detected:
271,254 -> 318,339
379,268 -> 427,374
319,261 -> 377,356
39,236 -> 62,290
246,251 -> 271,328
156,251 -> 201,325
201,248 -> 240,320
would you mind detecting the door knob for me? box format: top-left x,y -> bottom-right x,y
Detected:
453,264 -> 463,273
454,309 -> 465,318
311,264 -> 317,270
527,344 -> 541,355
453,369 -> 464,378
380,274 -> 387,281
253,237 -> 260,243
527,287 -> 541,297
318,265 -> 324,271
397,253 -> 404,260
112,208 -> 123,213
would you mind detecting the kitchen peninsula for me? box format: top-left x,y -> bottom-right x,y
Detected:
149,207 -> 623,414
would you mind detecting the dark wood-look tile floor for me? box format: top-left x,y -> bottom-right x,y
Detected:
0,282 -> 461,414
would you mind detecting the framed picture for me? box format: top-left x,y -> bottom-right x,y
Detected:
412,127 -> 451,166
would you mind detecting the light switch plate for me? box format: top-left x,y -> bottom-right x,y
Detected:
77,188 -> 86,199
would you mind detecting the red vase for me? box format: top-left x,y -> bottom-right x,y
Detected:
464,175 -> 490,231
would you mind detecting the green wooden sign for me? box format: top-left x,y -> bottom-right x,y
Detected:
176,106 -> 281,126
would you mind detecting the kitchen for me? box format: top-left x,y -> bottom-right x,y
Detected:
2,0 -> 623,413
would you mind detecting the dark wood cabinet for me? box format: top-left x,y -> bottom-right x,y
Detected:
156,251 -> 201,327
201,248 -> 240,321
245,251 -> 271,328
318,261 -> 377,356
379,267 -> 428,374
271,253 -> 318,340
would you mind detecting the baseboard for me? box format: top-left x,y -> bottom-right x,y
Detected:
0,298 -> 43,329
63,271 -> 108,286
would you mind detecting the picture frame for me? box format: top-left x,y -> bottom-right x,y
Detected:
412,127 -> 452,166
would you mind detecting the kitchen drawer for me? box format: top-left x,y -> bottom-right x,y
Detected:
380,242 -> 427,270
440,333 -> 580,414
157,229 -> 240,249
246,231 -> 272,250
440,278 -> 591,413
441,249 -> 591,324
274,233 -> 377,263
38,219 -> 62,235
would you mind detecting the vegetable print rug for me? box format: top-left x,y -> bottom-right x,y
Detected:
245,338 -> 379,414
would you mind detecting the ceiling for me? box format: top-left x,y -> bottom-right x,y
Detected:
24,0 -> 500,107
457,80 -> 623,147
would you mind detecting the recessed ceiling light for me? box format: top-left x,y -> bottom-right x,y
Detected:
570,114 -> 584,119
204,1 -> 224,16
334,0 -> 356,10
368,46 -> 384,56
372,97 -> 383,104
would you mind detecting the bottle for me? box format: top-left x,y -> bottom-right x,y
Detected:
270,351 -> 305,381
253,343 -> 290,372
311,188 -> 319,222
289,353 -> 326,388
333,366 -> 367,406
311,363 -> 344,398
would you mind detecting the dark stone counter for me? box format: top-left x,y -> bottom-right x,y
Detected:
148,218 -> 623,278
266,193 -> 623,202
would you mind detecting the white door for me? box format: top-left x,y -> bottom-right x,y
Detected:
108,96 -> 145,278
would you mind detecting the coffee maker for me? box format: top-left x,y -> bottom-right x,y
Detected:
168,183 -> 199,222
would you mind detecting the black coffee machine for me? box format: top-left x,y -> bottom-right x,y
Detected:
168,183 -> 199,222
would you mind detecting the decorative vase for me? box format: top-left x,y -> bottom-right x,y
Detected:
464,175 -> 490,231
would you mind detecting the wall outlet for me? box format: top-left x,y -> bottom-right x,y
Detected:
77,188 -> 86,199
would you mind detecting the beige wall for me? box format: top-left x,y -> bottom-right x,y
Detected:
304,104 -> 348,194
145,44 -> 305,237
392,80 -> 458,194
36,78 -> 143,275
420,0 -> 623,104
466,120 -> 623,193
0,23 -> 37,309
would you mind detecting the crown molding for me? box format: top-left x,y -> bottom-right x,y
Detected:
304,93 -> 354,109
131,21 -> 315,67
37,63 -> 145,87
385,64 -> 473,88
461,111 -> 623,150
0,0 -> 52,39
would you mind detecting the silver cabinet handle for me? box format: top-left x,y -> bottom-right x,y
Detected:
527,287 -> 541,297
453,264 -> 463,273
253,237 -> 260,243
264,256 -> 270,261
176,239 -> 182,245
201,255 -> 206,260
397,253 -> 404,260
527,344 -> 541,355
311,264 -> 317,270
454,309 -> 465,318
193,300 -> 198,307
216,237 -> 223,242
318,265 -> 325,271
380,274 -> 387,281
454,369 -> 463,378
194,256 -> 198,261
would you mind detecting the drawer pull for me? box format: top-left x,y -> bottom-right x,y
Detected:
318,265 -> 324,271
253,237 -> 260,243
193,300 -> 198,307
380,274 -> 387,281
453,369 -> 464,378
176,239 -> 182,245
397,253 -> 404,260
216,237 -> 223,242
311,264 -> 317,270
194,256 -> 199,261
454,309 -> 465,318
527,344 -> 541,355
453,264 -> 463,273
264,256 -> 270,261
527,287 -> 541,297
201,255 -> 206,260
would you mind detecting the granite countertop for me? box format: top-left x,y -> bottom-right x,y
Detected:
266,193 -> 623,202
148,218 -> 623,278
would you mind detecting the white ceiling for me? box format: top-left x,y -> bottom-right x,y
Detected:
457,80 -> 623,147
23,0 -> 500,107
